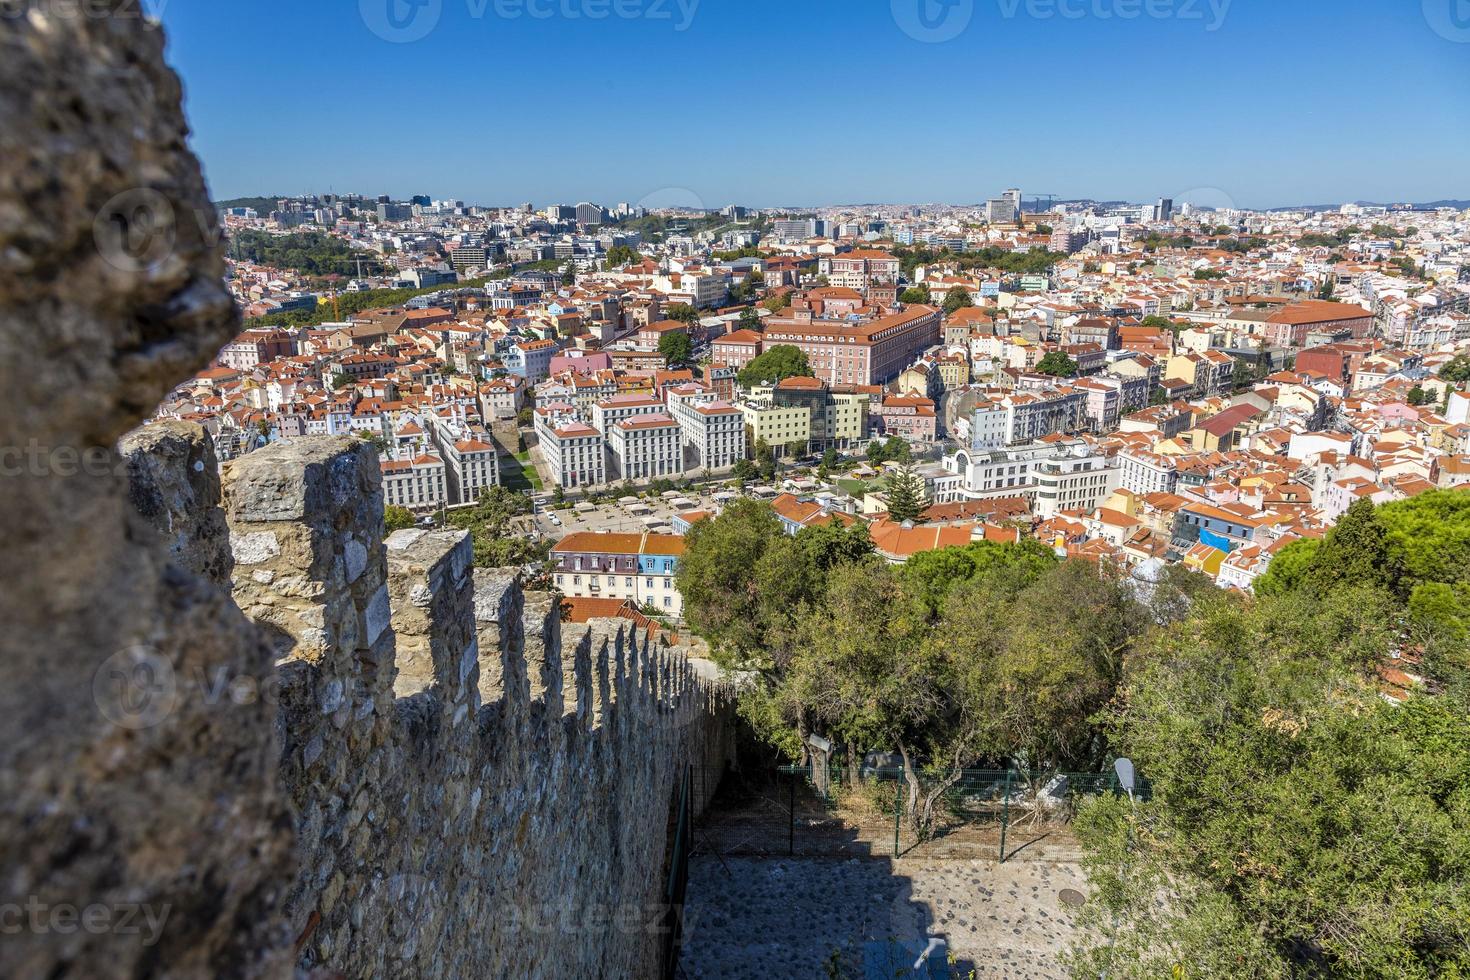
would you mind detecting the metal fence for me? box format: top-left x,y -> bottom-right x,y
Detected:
764,765 -> 1149,861
659,765 -> 693,980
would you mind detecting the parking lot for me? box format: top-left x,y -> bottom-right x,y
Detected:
530,490 -> 728,539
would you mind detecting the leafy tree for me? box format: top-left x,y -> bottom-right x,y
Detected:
1252,537 -> 1320,597
1035,351 -> 1079,377
665,303 -> 700,324
444,487 -> 550,575
941,287 -> 974,315
752,437 -> 777,482
899,285 -> 931,304
884,466 -> 927,523
1440,354 -> 1470,384
900,538 -> 1057,617
731,458 -> 757,482
762,290 -> 793,312
329,372 -> 351,391
738,306 -> 761,330
866,436 -> 912,466
1407,385 -> 1429,406
1310,497 -> 1402,594
658,330 -> 693,366
604,244 -> 643,267
384,505 -> 417,533
1069,585 -> 1466,978
230,229 -> 383,278
737,345 -> 810,388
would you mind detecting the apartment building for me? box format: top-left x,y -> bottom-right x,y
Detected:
711,329 -> 764,370
381,453 -> 447,510
551,532 -> 686,616
440,435 -> 499,504
1032,450 -> 1121,519
591,394 -> 665,433
822,249 -> 900,297
543,420 -> 605,490
741,399 -> 812,456
673,399 -> 745,471
1119,448 -> 1179,495
505,338 -> 558,383
872,395 -> 938,443
609,414 -> 683,480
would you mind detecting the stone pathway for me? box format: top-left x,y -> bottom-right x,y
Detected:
680,853 -> 1086,979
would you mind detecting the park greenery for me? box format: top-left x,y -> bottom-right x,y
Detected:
244,277 -> 490,329
604,244 -> 643,267
891,245 -> 1063,279
443,486 -> 552,579
230,229 -> 384,279
678,491 -> 1470,976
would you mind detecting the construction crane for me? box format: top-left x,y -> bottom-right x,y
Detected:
1028,193 -> 1059,213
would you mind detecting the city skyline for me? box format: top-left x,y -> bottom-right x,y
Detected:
158,0 -> 1470,210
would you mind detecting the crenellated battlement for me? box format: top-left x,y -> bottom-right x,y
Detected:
155,430 -> 736,978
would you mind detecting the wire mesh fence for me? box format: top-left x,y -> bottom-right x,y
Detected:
760,765 -> 1148,861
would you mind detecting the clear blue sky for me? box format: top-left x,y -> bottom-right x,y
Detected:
154,0 -> 1470,209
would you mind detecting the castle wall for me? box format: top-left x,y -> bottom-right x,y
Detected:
220,435 -> 735,979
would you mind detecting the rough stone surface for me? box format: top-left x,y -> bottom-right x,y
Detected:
1,9 -> 735,979
681,856 -> 1087,979
223,437 -> 737,979
0,7 -> 293,979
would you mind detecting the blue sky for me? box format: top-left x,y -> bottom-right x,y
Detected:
154,0 -> 1470,209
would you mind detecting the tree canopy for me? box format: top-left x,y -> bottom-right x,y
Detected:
737,344 -> 810,388
658,330 -> 693,366
1036,351 -> 1079,377
1068,491 -> 1470,977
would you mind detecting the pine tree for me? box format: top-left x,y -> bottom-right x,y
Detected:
885,465 -> 927,524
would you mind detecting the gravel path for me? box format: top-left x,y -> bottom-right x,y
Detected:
679,854 -> 1086,979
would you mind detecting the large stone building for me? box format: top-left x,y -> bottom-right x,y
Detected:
760,306 -> 942,385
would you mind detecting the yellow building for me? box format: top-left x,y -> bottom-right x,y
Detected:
740,401 -> 811,455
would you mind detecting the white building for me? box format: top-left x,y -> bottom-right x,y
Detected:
1031,449 -> 1121,519
609,414 -> 684,481
668,385 -> 746,472
381,453 -> 447,510
541,420 -> 606,489
1119,448 -> 1178,496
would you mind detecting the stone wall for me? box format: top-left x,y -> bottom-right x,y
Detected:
1,6 -> 294,978
0,7 -> 734,978
219,435 -> 735,978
